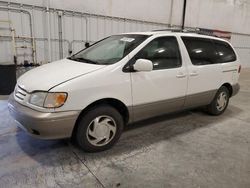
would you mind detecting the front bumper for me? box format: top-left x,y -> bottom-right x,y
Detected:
8,94 -> 80,139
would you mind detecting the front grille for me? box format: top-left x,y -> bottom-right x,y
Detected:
15,85 -> 28,101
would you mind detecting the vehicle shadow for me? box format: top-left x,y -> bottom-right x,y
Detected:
15,131 -> 71,166
15,104 -> 243,167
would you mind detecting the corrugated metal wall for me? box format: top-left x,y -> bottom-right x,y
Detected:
231,33 -> 250,67
0,2 -> 168,65
0,1 -> 250,67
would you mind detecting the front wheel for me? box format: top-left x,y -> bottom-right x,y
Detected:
75,105 -> 124,152
207,86 -> 230,115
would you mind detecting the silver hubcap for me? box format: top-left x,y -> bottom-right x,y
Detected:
216,92 -> 228,111
86,116 -> 117,147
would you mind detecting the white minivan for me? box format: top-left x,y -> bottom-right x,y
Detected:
9,31 -> 240,152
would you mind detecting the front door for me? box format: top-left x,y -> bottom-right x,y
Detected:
130,36 -> 188,121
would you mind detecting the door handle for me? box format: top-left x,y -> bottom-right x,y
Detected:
176,73 -> 186,78
190,71 -> 199,77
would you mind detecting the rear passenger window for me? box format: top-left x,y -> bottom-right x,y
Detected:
213,40 -> 237,63
181,37 -> 218,65
134,37 -> 182,70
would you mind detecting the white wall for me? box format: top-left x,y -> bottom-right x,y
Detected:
231,34 -> 250,68
185,0 -> 250,34
9,0 -> 250,34
8,0 -> 174,24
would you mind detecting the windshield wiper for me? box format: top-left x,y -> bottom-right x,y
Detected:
68,57 -> 99,65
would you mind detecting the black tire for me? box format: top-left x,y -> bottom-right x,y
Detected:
75,105 -> 124,152
207,86 -> 230,116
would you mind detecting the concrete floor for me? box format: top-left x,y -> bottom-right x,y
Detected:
0,69 -> 250,188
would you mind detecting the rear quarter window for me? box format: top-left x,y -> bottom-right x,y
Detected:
213,40 -> 237,63
181,37 -> 237,66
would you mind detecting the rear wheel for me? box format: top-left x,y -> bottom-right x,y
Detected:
207,86 -> 230,115
75,105 -> 124,152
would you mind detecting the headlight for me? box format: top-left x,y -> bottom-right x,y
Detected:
29,92 -> 47,107
29,92 -> 67,108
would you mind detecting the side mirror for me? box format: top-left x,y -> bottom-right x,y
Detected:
133,59 -> 153,72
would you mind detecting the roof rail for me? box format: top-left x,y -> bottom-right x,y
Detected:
152,28 -> 182,32
184,28 -> 217,37
152,27 -> 219,37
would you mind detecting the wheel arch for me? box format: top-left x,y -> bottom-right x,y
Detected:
221,83 -> 233,97
71,98 -> 130,138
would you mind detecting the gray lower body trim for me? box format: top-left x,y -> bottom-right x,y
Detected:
232,83 -> 240,97
131,97 -> 185,122
129,90 -> 217,123
183,90 -> 217,109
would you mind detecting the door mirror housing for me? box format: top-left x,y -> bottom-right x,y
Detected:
133,59 -> 153,72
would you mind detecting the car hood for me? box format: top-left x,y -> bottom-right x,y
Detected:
17,59 -> 106,92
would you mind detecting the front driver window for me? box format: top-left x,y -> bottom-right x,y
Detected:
134,36 -> 182,70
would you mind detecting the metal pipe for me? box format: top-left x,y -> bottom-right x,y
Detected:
169,0 -> 174,26
0,6 -> 36,64
69,39 -> 95,55
20,4 -> 26,62
64,13 -> 88,42
0,35 -> 70,46
58,11 -> 63,59
182,0 -> 187,30
0,19 -> 17,64
72,12 -> 75,52
0,35 -> 71,63
46,0 -> 52,62
31,6 -> 37,64
11,26 -> 17,64
83,15 -> 88,41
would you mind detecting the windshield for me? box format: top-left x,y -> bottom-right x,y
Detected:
68,35 -> 149,65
